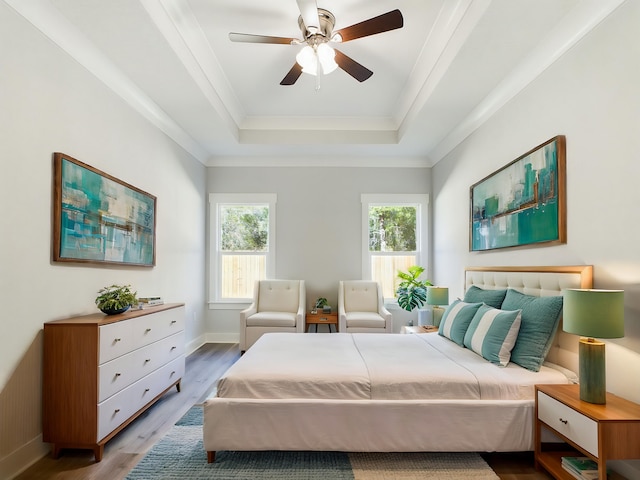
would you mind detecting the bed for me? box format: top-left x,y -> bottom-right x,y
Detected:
204,265 -> 593,462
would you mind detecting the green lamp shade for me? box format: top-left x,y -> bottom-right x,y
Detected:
426,287 -> 449,306
563,289 -> 624,338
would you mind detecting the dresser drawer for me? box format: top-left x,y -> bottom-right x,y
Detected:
537,391 -> 598,457
99,321 -> 134,364
129,356 -> 185,410
97,355 -> 185,441
129,308 -> 185,349
98,332 -> 185,402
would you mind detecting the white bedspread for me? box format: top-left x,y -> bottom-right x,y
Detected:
217,332 -> 569,401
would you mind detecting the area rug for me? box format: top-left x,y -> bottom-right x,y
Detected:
126,406 -> 499,480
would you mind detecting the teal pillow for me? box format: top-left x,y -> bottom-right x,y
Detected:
438,300 -> 483,346
464,304 -> 522,366
463,286 -> 507,309
501,289 -> 563,372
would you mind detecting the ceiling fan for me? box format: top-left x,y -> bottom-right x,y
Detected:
229,0 -> 404,86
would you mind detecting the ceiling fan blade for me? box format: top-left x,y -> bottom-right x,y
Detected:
334,49 -> 373,82
229,32 -> 295,45
280,63 -> 303,85
334,9 -> 403,43
296,0 -> 320,33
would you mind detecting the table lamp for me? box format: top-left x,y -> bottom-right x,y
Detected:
563,289 -> 624,404
426,287 -> 449,327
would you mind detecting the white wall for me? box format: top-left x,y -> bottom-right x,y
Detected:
206,166 -> 431,337
0,4 -> 207,477
432,1 -> 640,403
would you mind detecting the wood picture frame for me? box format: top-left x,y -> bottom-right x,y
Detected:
52,152 -> 156,266
470,136 -> 566,252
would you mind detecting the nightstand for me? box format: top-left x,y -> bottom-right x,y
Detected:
401,325 -> 438,334
535,384 -> 640,480
305,311 -> 338,332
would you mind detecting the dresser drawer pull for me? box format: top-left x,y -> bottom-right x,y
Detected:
171,346 -> 177,351
114,409 -> 120,414
145,328 -> 152,333
145,359 -> 151,364
559,418 -> 568,424
115,373 -> 121,377
144,388 -> 150,392
171,320 -> 177,325
113,338 -> 121,343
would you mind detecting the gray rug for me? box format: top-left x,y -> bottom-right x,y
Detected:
126,406 -> 499,480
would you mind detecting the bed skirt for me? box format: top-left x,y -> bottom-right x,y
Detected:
203,397 -> 534,459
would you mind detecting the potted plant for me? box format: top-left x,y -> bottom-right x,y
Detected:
396,265 -> 432,312
95,284 -> 138,315
312,297 -> 329,314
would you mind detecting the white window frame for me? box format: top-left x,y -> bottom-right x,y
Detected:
208,193 -> 277,307
361,194 -> 430,300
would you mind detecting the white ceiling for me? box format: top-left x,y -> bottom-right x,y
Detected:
5,0 -> 625,166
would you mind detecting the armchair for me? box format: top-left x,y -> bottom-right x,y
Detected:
240,279 -> 306,352
338,280 -> 393,333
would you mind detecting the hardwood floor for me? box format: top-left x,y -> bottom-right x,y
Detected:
17,342 -> 552,480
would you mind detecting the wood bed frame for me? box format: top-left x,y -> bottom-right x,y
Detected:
204,265 -> 593,462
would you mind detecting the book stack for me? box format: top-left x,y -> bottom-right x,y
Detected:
137,296 -> 164,309
561,457 -> 599,480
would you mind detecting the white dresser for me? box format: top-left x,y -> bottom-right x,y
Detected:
43,303 -> 185,461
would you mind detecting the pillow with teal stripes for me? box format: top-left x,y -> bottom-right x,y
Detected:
463,304 -> 522,367
438,300 -> 483,346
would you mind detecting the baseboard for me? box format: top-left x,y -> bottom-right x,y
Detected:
185,334 -> 239,355
205,332 -> 239,344
0,434 -> 49,480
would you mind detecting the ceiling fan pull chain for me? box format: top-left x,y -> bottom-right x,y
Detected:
315,54 -> 322,91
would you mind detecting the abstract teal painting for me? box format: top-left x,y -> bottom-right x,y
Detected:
53,153 -> 156,266
470,136 -> 566,251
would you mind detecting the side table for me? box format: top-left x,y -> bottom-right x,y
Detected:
305,311 -> 339,333
401,325 -> 439,334
535,383 -> 640,480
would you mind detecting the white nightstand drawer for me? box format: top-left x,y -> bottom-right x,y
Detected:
538,391 -> 598,457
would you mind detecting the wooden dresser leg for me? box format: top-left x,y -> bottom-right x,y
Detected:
207,451 -> 216,463
51,444 -> 62,459
94,445 -> 104,462
176,380 -> 181,393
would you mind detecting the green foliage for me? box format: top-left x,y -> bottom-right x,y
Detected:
396,265 -> 432,312
314,297 -> 328,308
368,206 -> 417,252
221,205 -> 269,251
95,284 -> 138,311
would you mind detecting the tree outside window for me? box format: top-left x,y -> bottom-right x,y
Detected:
362,194 -> 428,300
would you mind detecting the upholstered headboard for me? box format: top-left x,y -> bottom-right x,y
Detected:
465,266 -> 593,374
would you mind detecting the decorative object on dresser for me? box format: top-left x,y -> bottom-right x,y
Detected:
425,286 -> 449,327
95,284 -> 138,315
470,135 -> 566,251
43,303 -> 185,462
52,152 -> 157,266
535,384 -> 640,480
562,289 -> 625,404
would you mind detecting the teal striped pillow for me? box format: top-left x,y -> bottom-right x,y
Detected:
463,304 -> 522,367
438,300 -> 483,346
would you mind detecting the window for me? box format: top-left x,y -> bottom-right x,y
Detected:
209,194 -> 276,304
361,194 -> 429,299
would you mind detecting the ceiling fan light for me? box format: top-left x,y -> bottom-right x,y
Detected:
317,43 -> 338,74
296,45 -> 317,74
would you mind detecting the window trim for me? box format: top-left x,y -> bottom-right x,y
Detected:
361,194 -> 430,297
208,193 -> 277,305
